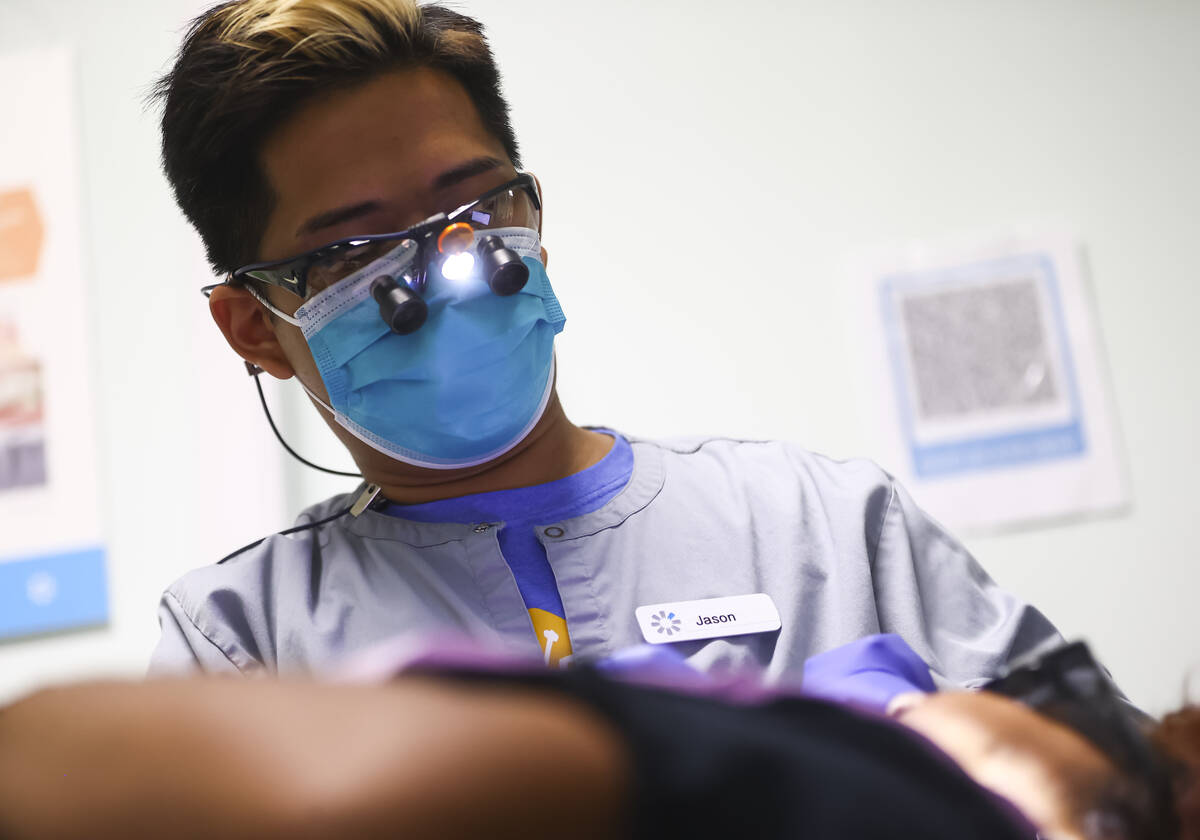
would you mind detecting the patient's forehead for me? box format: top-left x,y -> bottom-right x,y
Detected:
913,690 -> 1111,764
896,690 -> 1117,835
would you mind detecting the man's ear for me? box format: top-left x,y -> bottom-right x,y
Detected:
530,171 -> 549,267
208,285 -> 296,379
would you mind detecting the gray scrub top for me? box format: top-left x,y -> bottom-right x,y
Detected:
149,435 -> 1063,684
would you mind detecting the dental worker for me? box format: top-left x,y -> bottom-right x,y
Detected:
149,0 -> 1065,684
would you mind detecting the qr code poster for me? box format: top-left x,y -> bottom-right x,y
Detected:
850,232 -> 1129,533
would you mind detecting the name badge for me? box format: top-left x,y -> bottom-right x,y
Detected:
635,593 -> 781,644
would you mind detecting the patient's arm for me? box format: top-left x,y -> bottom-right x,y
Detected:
0,677 -> 629,840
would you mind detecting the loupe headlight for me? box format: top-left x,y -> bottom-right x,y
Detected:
437,222 -> 478,282
435,222 -> 529,296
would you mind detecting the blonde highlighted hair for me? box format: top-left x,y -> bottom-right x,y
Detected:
154,0 -> 519,274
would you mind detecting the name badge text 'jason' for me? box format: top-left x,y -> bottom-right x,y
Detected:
635,593 -> 781,644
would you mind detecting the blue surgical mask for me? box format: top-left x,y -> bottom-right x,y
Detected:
257,228 -> 565,469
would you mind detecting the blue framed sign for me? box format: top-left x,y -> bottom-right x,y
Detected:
853,231 -> 1128,532
879,252 -> 1088,479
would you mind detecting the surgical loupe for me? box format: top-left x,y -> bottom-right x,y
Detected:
369,219 -> 530,335
214,173 -> 541,334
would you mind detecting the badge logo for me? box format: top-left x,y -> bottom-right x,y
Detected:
650,610 -> 682,637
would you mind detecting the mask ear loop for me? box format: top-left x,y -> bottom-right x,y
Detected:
233,280 -> 359,477
244,285 -> 302,326
199,281 -> 378,568
245,361 -> 361,478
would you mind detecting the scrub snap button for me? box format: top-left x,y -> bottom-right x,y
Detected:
544,526 -> 565,538
473,523 -> 491,533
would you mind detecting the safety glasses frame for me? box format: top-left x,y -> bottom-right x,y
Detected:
201,172 -> 540,300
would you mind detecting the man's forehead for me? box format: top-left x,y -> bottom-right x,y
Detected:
257,68 -> 510,257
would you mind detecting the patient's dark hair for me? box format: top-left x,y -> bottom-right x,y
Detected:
153,0 -> 520,275
1150,705 -> 1200,840
1074,704 -> 1200,840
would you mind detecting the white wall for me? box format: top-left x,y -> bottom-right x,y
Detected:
0,0 -> 288,701
2,0 -> 1197,714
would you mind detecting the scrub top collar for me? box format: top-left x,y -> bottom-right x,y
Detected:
343,433 -> 666,547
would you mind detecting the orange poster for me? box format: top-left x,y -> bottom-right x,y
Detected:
0,188 -> 44,282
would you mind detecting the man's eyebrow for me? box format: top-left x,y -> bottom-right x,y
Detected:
296,200 -> 383,237
293,157 -> 505,237
431,156 -> 505,192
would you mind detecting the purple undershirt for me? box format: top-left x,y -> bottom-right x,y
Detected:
383,430 -> 633,618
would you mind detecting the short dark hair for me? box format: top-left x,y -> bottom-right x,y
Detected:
153,0 -> 520,275
1071,703 -> 1200,840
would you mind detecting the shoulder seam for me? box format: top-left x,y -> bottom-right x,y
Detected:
628,435 -> 777,455
163,589 -> 248,674
870,481 -> 898,565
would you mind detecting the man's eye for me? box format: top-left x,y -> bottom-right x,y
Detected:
329,241 -> 387,269
468,195 -> 508,227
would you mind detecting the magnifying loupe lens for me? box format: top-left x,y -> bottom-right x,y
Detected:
477,235 -> 528,296
372,274 -> 427,334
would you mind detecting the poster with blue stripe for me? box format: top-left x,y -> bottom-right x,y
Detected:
0,48 -> 108,639
851,231 -> 1129,533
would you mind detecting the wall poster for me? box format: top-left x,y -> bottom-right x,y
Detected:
0,48 -> 108,639
850,230 -> 1129,534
